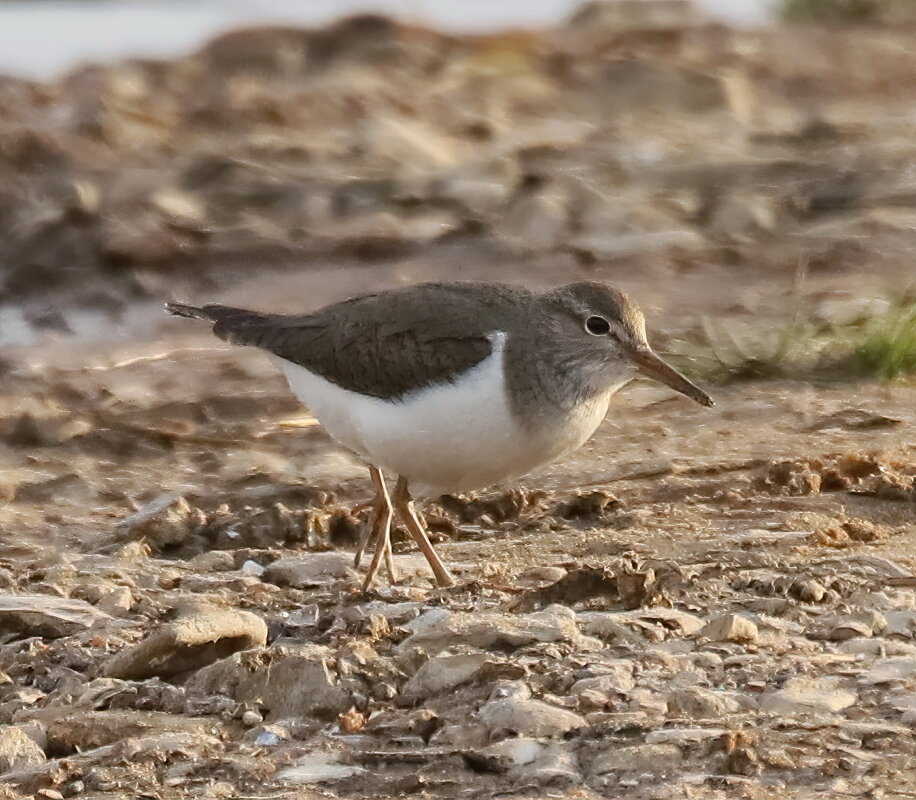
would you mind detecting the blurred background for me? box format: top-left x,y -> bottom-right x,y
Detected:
1,0 -> 915,362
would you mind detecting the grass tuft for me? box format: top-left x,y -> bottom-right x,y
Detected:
668,297 -> 916,386
841,302 -> 916,379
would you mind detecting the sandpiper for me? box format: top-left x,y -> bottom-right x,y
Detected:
167,281 -> 713,589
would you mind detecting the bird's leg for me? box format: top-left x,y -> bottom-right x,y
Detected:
353,496 -> 379,569
361,467 -> 395,591
383,531 -> 397,583
392,476 -> 455,588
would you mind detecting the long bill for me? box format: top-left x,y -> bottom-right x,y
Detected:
628,347 -> 714,407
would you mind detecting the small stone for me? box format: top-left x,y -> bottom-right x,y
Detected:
760,677 -> 857,717
115,495 -> 202,549
727,745 -> 761,776
0,594 -> 111,639
404,653 -> 492,698
701,614 -> 758,643
278,753 -> 364,784
591,743 -> 682,776
570,662 -> 636,704
0,725 -> 46,772
338,707 -> 368,733
810,610 -> 888,641
103,606 -> 267,679
400,605 -> 580,653
264,553 -> 357,587
430,722 -> 489,749
861,658 -> 916,685
515,566 -> 568,587
578,608 -> 704,643
241,560 -> 265,576
519,743 -> 581,786
667,687 -> 741,718
189,551 -> 236,572
790,578 -> 826,603
478,737 -> 543,768
188,644 -> 351,720
478,698 -> 587,738
250,724 -> 290,746
97,586 -> 133,617
646,727 -> 726,745
241,710 -> 263,727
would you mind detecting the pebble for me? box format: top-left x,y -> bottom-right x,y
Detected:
403,653 -> 493,698
400,605 -> 581,653
810,610 -> 888,641
514,566 -> 568,587
861,657 -> 916,685
790,578 -> 827,603
97,586 -> 133,616
591,743 -> 682,776
263,553 -> 357,587
840,638 -> 916,656
760,677 -> 857,716
646,727 -> 726,744
519,743 -> 581,786
701,613 -> 759,643
277,753 -> 364,784
570,664 -> 636,704
103,606 -> 267,679
241,560 -> 265,576
0,725 -> 46,772
241,710 -> 263,727
188,551 -> 235,572
250,724 -> 290,746
478,698 -> 587,738
478,737 -> 543,767
0,594 -> 111,638
667,687 -> 741,717
188,644 -> 351,719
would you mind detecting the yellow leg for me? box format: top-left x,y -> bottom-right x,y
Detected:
393,476 -> 455,588
361,467 -> 394,591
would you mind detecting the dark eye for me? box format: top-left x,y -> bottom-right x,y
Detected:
585,315 -> 611,336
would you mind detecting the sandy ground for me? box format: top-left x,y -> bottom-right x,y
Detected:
1,251 -> 915,799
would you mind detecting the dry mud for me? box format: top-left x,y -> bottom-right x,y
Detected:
2,5 -> 916,799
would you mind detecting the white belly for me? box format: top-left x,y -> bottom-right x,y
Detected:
272,335 -> 611,496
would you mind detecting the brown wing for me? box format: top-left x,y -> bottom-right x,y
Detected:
168,282 -> 529,400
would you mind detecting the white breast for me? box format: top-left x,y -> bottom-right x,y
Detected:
273,334 -> 611,496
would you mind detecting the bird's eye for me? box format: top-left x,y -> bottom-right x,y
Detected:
585,315 -> 611,336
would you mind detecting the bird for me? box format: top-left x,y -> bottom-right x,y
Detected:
166,280 -> 713,590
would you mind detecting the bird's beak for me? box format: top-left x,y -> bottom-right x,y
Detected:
626,345 -> 714,407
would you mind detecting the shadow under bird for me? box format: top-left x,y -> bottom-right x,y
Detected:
166,280 -> 713,589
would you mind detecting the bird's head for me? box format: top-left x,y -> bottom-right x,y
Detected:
545,281 -> 714,407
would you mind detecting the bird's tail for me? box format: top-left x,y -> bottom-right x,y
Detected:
165,301 -> 278,346
165,301 -> 215,321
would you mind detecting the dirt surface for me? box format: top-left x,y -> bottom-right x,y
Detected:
2,5 -> 916,799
